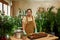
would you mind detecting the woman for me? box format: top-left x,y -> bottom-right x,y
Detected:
22,9 -> 37,35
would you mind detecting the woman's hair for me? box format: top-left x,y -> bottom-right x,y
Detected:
26,9 -> 32,13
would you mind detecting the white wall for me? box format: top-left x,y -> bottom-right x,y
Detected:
11,1 -> 60,16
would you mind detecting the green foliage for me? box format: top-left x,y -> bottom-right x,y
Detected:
47,7 -> 55,32
36,6 -> 56,32
0,16 -> 13,36
0,14 -> 22,37
47,7 -> 55,22
13,16 -> 22,27
56,8 -> 60,33
36,11 -> 48,32
56,8 -> 60,25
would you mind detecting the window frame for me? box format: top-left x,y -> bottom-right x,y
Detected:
0,1 -> 10,16
0,2 -> 3,13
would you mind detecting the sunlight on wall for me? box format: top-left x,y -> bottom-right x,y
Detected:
11,1 -> 60,17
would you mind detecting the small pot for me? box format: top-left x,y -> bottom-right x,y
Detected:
14,28 -> 23,39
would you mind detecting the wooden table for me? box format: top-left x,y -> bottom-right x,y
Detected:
10,34 -> 59,40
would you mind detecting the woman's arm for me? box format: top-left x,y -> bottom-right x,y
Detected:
22,17 -> 27,34
33,17 -> 36,28
33,17 -> 37,33
22,21 -> 25,30
22,17 -> 26,30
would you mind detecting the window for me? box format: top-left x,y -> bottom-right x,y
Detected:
0,2 -> 2,13
0,2 -> 10,16
8,6 -> 10,16
3,4 -> 7,15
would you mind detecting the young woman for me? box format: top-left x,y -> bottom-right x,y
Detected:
22,9 -> 37,35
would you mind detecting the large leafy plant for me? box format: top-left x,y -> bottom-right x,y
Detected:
0,14 -> 22,37
0,15 -> 14,36
36,7 -> 56,33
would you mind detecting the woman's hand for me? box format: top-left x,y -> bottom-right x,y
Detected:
35,27 -> 37,33
23,30 -> 27,35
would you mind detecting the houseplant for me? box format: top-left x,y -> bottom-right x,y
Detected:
0,14 -> 18,40
35,6 -> 56,33
0,13 -> 22,40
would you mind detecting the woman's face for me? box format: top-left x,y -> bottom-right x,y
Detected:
27,10 -> 32,16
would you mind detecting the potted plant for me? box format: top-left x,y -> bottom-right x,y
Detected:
0,13 -> 22,40
36,7 -> 56,33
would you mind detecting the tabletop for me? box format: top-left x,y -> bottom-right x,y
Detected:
10,34 -> 59,40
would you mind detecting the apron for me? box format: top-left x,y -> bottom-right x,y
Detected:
25,16 -> 35,35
